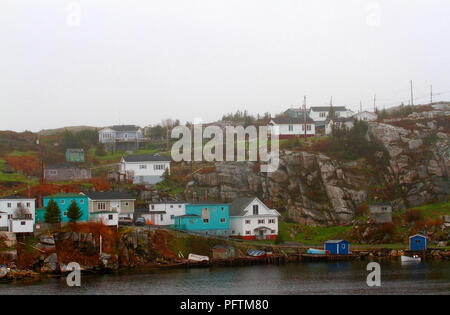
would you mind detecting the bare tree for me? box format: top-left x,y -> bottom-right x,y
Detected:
14,204 -> 31,220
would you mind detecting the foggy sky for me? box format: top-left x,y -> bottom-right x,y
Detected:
1,0 -> 449,132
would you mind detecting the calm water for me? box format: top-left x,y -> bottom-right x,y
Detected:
1,261 -> 449,295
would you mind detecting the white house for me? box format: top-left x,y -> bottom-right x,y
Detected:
309,106 -> 354,127
120,154 -> 171,185
325,117 -> 355,135
98,125 -> 143,144
229,197 -> 280,240
352,111 -> 378,122
143,201 -> 187,226
0,196 -> 35,233
268,116 -> 315,139
90,211 -> 119,227
98,125 -> 143,152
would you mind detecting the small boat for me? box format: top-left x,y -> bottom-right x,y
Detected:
0,267 -> 10,279
306,248 -> 329,255
188,253 -> 209,262
247,249 -> 266,258
401,255 -> 421,263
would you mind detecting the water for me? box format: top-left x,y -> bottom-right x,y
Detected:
1,261 -> 449,295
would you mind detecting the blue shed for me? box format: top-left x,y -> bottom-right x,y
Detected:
324,240 -> 349,255
409,234 -> 427,251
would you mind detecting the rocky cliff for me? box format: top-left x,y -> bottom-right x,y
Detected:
185,109 -> 449,226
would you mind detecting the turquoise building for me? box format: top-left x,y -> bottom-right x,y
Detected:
41,193 -> 89,223
173,202 -> 229,236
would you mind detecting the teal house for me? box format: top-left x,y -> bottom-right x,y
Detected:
41,193 -> 89,223
173,202 -> 229,236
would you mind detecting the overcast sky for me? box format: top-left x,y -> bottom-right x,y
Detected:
1,0 -> 450,132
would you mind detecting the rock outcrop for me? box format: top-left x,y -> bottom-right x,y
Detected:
185,118 -> 449,226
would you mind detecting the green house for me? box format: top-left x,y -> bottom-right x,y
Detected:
66,148 -> 85,162
42,193 -> 89,223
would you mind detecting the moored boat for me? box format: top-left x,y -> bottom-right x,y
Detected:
247,249 -> 266,258
306,248 -> 329,255
401,255 -> 421,263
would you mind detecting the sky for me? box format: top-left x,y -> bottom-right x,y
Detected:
1,0 -> 450,132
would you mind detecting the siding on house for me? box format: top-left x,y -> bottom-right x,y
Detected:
42,193 -> 89,223
228,197 -> 280,240
0,196 -> 36,232
83,192 -> 135,219
174,203 -> 229,236
44,163 -> 91,181
120,155 -> 171,185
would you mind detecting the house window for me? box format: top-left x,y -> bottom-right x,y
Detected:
269,219 -> 275,224
231,230 -> 235,234
253,205 -> 259,215
320,112 -> 326,117
271,230 -> 276,233
7,203 -> 11,208
220,218 -> 226,223
80,199 -> 84,204
97,202 -> 106,210
341,244 -> 346,249
153,164 -> 165,170
108,215 -> 113,220
21,221 -> 26,226
125,202 -> 129,206
160,214 -> 164,221
336,112 -> 340,117
245,231 -> 251,235
64,212 -> 68,216
307,124 -> 311,131
170,215 -> 175,220
221,207 -> 224,211
203,219 -> 209,223
258,219 -> 265,224
170,205 -> 173,208
151,205 -> 155,210
25,214 -> 32,219
288,125 -> 293,131
139,165 -> 147,169
26,202 -> 31,207
8,215 -> 12,219
245,220 -> 251,224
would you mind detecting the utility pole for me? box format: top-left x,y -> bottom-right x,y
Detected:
410,80 -> 414,106
373,94 -> 377,113
303,96 -> 307,140
430,85 -> 433,104
360,100 -> 362,114
330,96 -> 333,107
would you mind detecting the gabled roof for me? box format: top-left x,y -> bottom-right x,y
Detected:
109,125 -> 141,132
45,162 -> 84,169
122,154 -> 171,162
44,193 -> 86,199
310,106 -> 347,112
0,195 -> 35,200
271,116 -> 314,125
229,197 -> 255,216
83,191 -> 135,200
148,201 -> 187,204
325,117 -> 354,124
325,240 -> 347,244
409,234 -> 426,239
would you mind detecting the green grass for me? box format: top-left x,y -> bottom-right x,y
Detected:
6,150 -> 36,157
410,201 -> 450,219
278,221 -> 352,245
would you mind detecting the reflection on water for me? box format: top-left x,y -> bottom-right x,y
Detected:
0,261 -> 449,295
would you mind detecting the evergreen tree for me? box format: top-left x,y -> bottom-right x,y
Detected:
44,199 -> 61,224
327,106 -> 336,119
67,200 -> 82,223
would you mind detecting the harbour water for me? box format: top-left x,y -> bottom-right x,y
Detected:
1,261 -> 449,295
